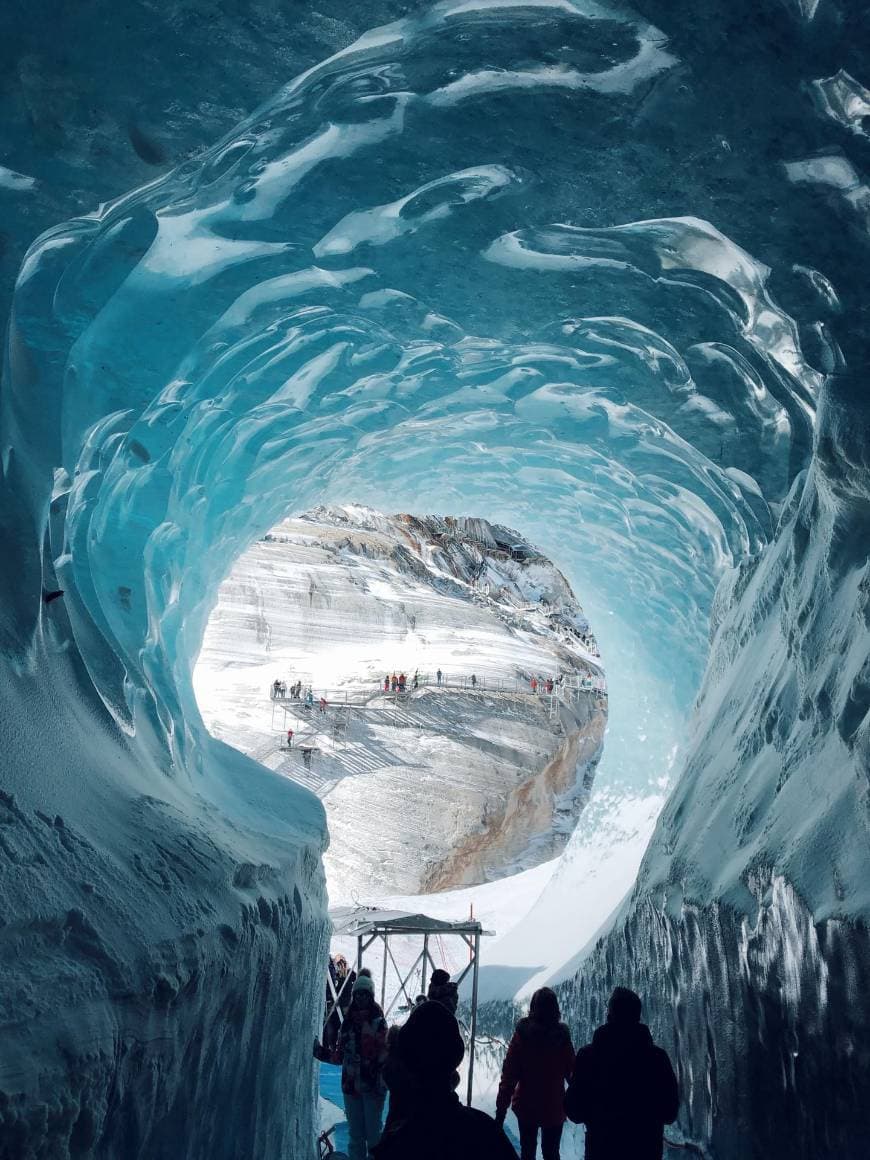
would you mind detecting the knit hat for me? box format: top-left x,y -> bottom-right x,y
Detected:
607,986 -> 642,1024
397,998 -> 465,1079
352,972 -> 375,996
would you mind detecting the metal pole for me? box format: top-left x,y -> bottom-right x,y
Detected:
357,934 -> 363,973
466,930 -> 480,1107
421,933 -> 429,994
380,933 -> 388,1009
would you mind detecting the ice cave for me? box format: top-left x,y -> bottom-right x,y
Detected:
0,0 -> 868,1157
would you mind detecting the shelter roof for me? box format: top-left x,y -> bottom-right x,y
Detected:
330,905 -> 492,938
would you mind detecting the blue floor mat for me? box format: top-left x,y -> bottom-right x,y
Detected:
319,1063 -> 350,1152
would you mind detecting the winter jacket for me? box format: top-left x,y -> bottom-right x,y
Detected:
382,1013 -> 463,1130
373,1091 -> 518,1160
496,1017 -> 575,1127
335,1001 -> 389,1097
564,1022 -> 678,1160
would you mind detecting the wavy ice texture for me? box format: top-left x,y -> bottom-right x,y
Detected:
0,0 -> 867,1157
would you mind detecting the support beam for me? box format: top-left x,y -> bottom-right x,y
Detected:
380,933 -> 388,1009
466,931 -> 481,1107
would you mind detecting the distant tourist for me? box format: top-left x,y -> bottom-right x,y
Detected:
374,1001 -> 517,1159
565,987 -> 678,1160
398,672 -> 406,692
286,729 -> 294,749
391,673 -> 398,693
272,678 -> 281,699
384,674 -> 390,692
316,970 -> 388,1160
436,669 -> 442,686
323,953 -> 355,1053
530,677 -> 538,693
495,987 -> 574,1160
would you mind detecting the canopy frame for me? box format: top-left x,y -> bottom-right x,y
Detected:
327,909 -> 491,1106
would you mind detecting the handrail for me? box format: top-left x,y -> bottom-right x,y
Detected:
268,671 -> 607,710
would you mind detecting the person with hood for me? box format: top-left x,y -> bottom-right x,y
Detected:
495,987 -> 575,1160
564,987 -> 678,1160
426,968 -> 459,1014
316,969 -> 388,1160
374,1000 -> 517,1160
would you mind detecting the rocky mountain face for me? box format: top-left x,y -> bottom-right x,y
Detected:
194,506 -> 606,897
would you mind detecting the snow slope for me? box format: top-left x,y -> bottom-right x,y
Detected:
195,506 -> 605,896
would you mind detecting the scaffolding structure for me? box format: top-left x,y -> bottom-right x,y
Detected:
328,907 -> 493,1106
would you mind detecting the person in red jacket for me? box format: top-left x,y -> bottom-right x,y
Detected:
495,987 -> 575,1160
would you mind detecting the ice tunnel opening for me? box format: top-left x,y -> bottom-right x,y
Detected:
7,0 -> 863,1154
191,502 -> 611,900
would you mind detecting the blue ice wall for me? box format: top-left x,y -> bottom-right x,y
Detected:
0,0 -> 868,1156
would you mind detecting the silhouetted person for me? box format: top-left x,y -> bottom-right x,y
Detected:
565,987 -> 678,1160
426,968 -> 459,1014
436,669 -> 442,686
374,1001 -> 517,1160
496,987 -> 574,1160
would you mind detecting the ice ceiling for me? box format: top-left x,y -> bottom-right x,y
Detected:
7,1 -> 822,761
2,0 -> 869,1156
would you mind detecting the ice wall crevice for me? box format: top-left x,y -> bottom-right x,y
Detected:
548,366 -> 870,1157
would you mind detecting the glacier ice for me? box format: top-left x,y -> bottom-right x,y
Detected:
0,0 -> 868,1156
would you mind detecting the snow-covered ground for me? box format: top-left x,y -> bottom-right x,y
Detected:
194,506 -> 606,898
